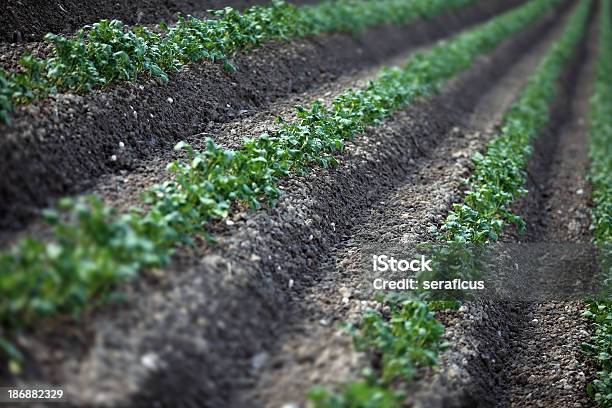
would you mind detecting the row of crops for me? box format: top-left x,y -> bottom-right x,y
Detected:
0,0 -> 563,359
0,0 -> 478,124
0,0 -> 609,405
583,0 -> 612,405
310,0 -> 594,405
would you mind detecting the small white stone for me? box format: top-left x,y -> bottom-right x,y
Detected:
251,352 -> 268,372
167,97 -> 174,104
288,279 -> 294,289
576,189 -> 584,195
110,154 -> 117,162
119,141 -> 125,148
141,353 -> 159,370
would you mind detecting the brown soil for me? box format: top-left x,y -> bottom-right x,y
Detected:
0,0 -> 525,233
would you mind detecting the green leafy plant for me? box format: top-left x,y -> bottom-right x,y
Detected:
0,71 -> 12,124
0,0 -> 480,124
352,301 -> 446,384
583,302 -> 612,407
0,197 -> 173,330
439,0 -> 591,245
146,0 -> 565,259
583,0 -> 612,405
309,382 -> 403,408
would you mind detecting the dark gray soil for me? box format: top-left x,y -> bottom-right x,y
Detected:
0,0 -> 525,233
244,13 -> 564,403
0,0 -> 314,43
406,3 -> 599,407
0,1 -> 599,408
502,8 -> 598,406
0,5 -> 569,408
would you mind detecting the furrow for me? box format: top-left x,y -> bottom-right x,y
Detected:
0,5 -> 568,407
243,8 -> 573,405
406,3 -> 600,407
0,0 -> 524,231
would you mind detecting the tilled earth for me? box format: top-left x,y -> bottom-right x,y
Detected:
407,4 -> 600,408
0,1 -> 604,408
0,0 -> 316,43
0,0 -> 524,232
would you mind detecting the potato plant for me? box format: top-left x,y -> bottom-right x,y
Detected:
352,301 -> 446,384
0,197 -> 172,328
440,0 -> 591,245
583,0 -> 612,405
0,0 -> 479,124
309,381 -> 402,408
583,303 -> 612,407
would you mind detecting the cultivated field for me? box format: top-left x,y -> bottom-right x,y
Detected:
0,0 -> 610,407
